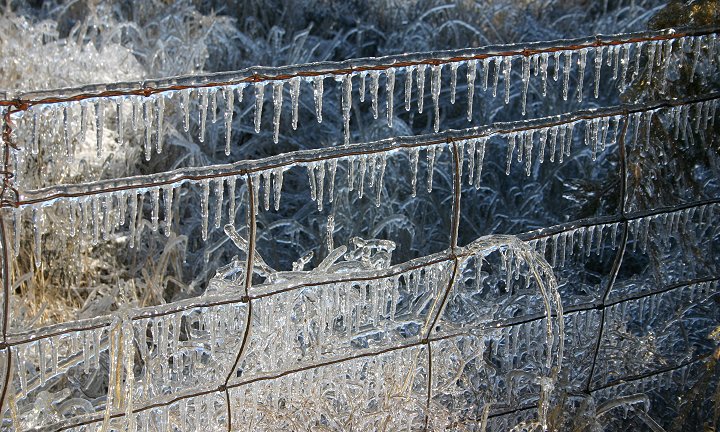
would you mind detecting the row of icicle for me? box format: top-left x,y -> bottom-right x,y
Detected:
15,33 -> 719,170
15,95 -> 717,268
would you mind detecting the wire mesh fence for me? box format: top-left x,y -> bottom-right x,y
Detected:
0,26 -> 718,431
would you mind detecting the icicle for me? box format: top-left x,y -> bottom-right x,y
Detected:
563,51 -> 572,101
210,88 -> 219,124
181,88 -> 191,132
466,139 -> 476,185
492,57 -> 501,98
521,56 -> 530,115
201,180 -> 210,241
538,128 -> 548,163
199,89 -> 210,143
647,42 -> 657,85
506,133 -> 516,174
306,162 -> 317,201
482,58 -> 490,91
272,81 -> 284,144
80,101 -> 89,141
564,122 -> 575,159
313,76 -> 324,123
410,148 -> 419,197
224,86 -> 234,155
358,155 -> 367,198
88,196 -> 100,245
467,60 -> 477,121
608,45 -> 619,81
342,74 -> 353,145
431,65 -> 442,132
359,72 -> 366,102
594,46 -> 604,99
449,62 -> 458,104
348,156 -> 356,191
690,36 -> 702,82
326,214 -> 335,251
30,108 -> 40,155
416,64 -> 427,114
524,130 -> 534,176
143,99 -> 152,160
405,66 -> 414,111
553,51 -> 561,82
33,207 -> 42,267
577,48 -> 588,102
426,147 -> 436,192
227,176 -> 237,220
370,71 -> 380,119
128,192 -> 138,248
96,99 -> 104,157
540,53 -> 549,96
163,186 -> 174,237
474,138 -> 486,189
386,69 -> 395,127
215,179 -> 225,228
328,159 -> 337,203
503,56 -> 513,104
156,95 -> 165,154
272,169 -> 283,211
375,153 -> 386,207
13,207 -> 21,257
290,77 -> 300,130
316,162 -> 326,211
620,45 -> 630,91
64,105 -> 72,158
151,188 -> 160,232
254,82 -> 266,133
633,42 -> 643,78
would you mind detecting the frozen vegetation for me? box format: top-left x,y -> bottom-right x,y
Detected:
0,0 -> 719,431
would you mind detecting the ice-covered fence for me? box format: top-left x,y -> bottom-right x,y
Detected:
0,26 -> 718,431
